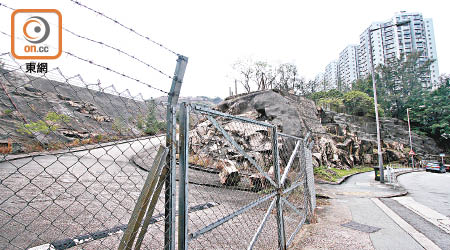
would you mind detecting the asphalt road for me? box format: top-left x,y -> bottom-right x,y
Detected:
0,136 -> 300,250
0,137 -> 167,250
377,171 -> 450,250
398,171 -> 450,217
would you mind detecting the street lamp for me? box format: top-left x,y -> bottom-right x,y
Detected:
406,108 -> 414,168
368,20 -> 410,183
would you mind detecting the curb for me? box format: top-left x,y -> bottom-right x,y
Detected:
315,169 -> 374,185
376,190 -> 409,198
0,135 -> 164,163
376,169 -> 423,198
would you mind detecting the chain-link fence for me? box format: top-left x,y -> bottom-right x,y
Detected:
1,58 -> 315,249
177,104 -> 316,249
0,2 -> 316,248
0,46 -> 188,249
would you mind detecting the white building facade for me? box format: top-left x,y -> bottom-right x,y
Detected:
324,60 -> 339,90
358,22 -> 385,78
358,12 -> 439,87
338,45 -> 360,90
314,72 -> 326,91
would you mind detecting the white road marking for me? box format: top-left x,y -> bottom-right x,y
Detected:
371,198 -> 441,250
393,196 -> 450,235
28,243 -> 56,250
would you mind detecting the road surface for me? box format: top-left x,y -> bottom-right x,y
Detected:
0,137 -> 167,249
380,170 -> 450,249
0,136 -> 298,250
398,171 -> 450,217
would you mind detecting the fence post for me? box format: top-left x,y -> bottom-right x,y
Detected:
304,141 -> 316,222
272,127 -> 286,250
178,103 -> 189,249
165,55 -> 188,250
298,139 -> 310,223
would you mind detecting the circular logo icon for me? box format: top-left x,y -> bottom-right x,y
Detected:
23,16 -> 50,44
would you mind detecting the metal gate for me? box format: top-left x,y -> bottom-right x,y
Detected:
177,103 -> 316,249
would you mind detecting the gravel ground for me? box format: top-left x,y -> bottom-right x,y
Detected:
291,198 -> 374,250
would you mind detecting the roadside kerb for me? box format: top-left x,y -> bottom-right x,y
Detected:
315,169 -> 374,185
0,134 -> 164,163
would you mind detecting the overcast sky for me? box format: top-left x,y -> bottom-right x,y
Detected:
0,0 -> 448,99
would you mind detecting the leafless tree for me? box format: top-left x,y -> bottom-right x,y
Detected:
232,59 -> 254,93
231,58 -> 305,94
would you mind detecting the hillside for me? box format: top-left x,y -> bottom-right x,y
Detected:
0,69 -> 163,154
213,90 -> 442,169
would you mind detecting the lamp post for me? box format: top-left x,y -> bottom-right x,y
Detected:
368,20 -> 410,183
406,108 -> 414,168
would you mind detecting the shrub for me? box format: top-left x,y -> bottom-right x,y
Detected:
112,118 -> 125,133
45,112 -> 71,123
3,109 -> 13,116
342,91 -> 384,117
139,101 -> 165,136
311,89 -> 344,102
16,112 -> 71,135
317,97 -> 344,113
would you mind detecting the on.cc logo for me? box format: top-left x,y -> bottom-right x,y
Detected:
23,16 -> 51,44
11,9 -> 62,60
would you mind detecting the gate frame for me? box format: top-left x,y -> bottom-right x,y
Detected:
177,104 -> 316,249
165,55 -> 188,250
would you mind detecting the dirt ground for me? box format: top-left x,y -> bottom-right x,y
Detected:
292,198 -> 374,250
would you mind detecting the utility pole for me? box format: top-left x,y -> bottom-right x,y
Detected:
368,25 -> 385,183
368,20 -> 410,183
407,108 -> 414,168
235,80 -> 238,96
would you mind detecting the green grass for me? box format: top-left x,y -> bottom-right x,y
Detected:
314,166 -> 374,183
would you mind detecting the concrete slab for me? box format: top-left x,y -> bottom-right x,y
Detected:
348,197 -> 424,250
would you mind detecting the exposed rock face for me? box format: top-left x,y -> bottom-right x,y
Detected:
317,109 -> 442,168
0,71 -> 164,153
190,90 -> 443,175
218,90 -> 324,137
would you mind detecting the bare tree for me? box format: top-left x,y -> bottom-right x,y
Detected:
232,59 -> 254,93
231,58 -> 305,94
277,63 -> 299,91
253,61 -> 277,91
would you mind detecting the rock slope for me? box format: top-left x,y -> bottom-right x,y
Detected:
192,90 -> 442,172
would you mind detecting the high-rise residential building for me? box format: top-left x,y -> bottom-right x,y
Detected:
338,45 -> 360,90
358,12 -> 439,87
424,18 -> 439,86
358,22 -> 386,78
324,60 -> 339,90
314,73 -> 326,91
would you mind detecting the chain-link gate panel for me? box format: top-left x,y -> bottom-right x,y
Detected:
178,104 -> 316,250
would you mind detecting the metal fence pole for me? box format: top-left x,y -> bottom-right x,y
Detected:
272,127 -> 286,250
178,103 -> 189,250
298,140 -> 310,224
304,141 -> 316,222
165,55 -> 188,250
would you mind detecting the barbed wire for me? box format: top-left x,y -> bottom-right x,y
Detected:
0,2 -> 14,11
0,2 -> 174,79
62,28 -> 173,79
63,51 -> 169,94
0,30 -> 169,94
66,0 -> 179,56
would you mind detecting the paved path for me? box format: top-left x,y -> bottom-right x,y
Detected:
297,171 -> 431,250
